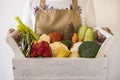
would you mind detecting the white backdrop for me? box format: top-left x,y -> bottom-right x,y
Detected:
0,0 -> 120,80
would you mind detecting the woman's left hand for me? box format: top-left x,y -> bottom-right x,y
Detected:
95,27 -> 113,43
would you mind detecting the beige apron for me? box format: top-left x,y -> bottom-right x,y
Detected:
35,0 -> 82,35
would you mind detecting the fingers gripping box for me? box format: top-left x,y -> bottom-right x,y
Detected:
6,27 -> 113,80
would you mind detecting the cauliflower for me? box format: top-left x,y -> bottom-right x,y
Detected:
39,34 -> 50,43
69,52 -> 80,58
69,42 -> 82,58
50,42 -> 69,57
70,42 -> 82,52
56,46 -> 70,58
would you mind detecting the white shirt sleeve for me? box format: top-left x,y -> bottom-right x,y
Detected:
85,0 -> 96,28
22,0 -> 33,29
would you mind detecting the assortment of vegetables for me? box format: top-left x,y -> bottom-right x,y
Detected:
15,17 -> 101,58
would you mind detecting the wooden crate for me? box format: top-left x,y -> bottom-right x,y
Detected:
6,27 -> 113,80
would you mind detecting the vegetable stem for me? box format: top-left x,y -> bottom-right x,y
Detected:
15,16 -> 39,40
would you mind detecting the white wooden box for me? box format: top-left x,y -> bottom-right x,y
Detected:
6,27 -> 113,80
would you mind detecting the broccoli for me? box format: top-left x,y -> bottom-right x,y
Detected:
78,41 -> 101,58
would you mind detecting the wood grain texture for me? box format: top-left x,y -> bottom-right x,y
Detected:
13,58 -> 107,80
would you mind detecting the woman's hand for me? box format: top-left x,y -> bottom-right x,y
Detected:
7,28 -> 21,45
7,28 -> 15,35
95,27 -> 113,43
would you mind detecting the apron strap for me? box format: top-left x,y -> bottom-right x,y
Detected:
39,0 -> 78,10
72,0 -> 78,10
40,0 -> 45,10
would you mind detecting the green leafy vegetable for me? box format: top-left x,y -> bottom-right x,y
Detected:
15,17 -> 39,40
78,41 -> 101,58
15,17 -> 39,57
61,40 -> 72,49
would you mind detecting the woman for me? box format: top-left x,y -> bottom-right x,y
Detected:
22,0 -> 95,30
8,0 -> 113,43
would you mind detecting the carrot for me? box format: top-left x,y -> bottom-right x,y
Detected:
72,33 -> 78,43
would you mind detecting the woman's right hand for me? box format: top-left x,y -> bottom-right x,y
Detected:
7,28 -> 15,35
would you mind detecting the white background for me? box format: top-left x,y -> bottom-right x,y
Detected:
0,0 -> 120,80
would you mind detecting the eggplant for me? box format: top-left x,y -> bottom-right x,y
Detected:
63,23 -> 74,40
